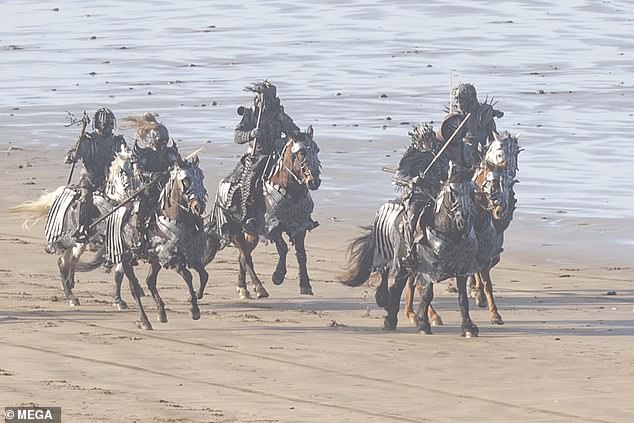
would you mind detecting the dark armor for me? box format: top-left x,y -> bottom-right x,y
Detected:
64,108 -> 125,241
442,83 -> 504,163
395,123 -> 446,263
230,81 -> 300,230
130,117 -> 182,256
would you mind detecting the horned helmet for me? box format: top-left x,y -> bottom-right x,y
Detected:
453,83 -> 478,113
408,122 -> 437,152
93,107 -> 116,136
247,80 -> 280,112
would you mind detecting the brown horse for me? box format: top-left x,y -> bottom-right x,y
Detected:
210,126 -> 321,299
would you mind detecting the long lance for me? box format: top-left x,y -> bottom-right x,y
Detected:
250,95 -> 264,158
420,112 -> 471,179
88,174 -> 165,230
66,111 -> 91,185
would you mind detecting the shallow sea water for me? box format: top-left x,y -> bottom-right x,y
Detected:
1,0 -> 633,219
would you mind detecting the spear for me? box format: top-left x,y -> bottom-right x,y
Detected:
250,95 -> 264,158
420,112 -> 471,179
66,111 -> 90,185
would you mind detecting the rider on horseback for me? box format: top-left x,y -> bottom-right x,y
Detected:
126,113 -> 183,257
231,80 -> 300,233
64,108 -> 126,242
395,123 -> 446,265
440,83 -> 504,167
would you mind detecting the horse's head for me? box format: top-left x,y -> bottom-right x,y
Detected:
105,147 -> 141,202
435,162 -> 475,234
282,125 -> 321,190
477,131 -> 521,221
162,156 -> 207,217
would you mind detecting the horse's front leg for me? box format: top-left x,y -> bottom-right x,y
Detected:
176,264 -> 200,321
384,266 -> 408,330
193,261 -> 209,300
457,275 -> 479,337
416,277 -> 434,334
112,264 -> 128,310
479,267 -> 503,325
271,230 -> 288,286
145,259 -> 167,323
121,260 -> 152,330
293,230 -> 313,295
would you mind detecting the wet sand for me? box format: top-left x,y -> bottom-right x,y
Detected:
1,147 -> 633,423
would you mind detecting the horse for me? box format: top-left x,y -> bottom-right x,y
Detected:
97,155 -> 210,329
341,163 -> 480,336
8,147 -> 145,312
210,126 -> 322,299
468,131 -> 520,323
403,131 -> 520,326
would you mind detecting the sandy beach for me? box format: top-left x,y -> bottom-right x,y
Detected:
1,145 -> 633,423
2,1 -> 634,422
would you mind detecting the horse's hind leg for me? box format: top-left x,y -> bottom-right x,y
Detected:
58,247 -> 82,306
457,275 -> 479,337
112,264 -> 128,310
404,274 -> 416,323
121,261 -> 152,330
237,233 -> 269,299
294,231 -> 313,295
176,264 -> 200,320
472,273 -> 487,307
271,231 -> 288,286
479,267 -> 503,325
384,266 -> 408,330
145,259 -> 167,323
375,270 -> 389,308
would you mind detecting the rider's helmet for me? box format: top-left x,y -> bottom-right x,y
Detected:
453,83 -> 478,114
93,108 -> 116,136
247,80 -> 280,111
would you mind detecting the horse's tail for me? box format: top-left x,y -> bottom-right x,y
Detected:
339,226 -> 375,287
76,248 -> 106,272
8,186 -> 65,229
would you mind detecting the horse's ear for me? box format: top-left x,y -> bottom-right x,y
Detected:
191,155 -> 199,166
492,131 -> 500,142
306,125 -> 314,138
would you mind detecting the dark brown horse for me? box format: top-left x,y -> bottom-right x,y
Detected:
210,126 -> 321,299
341,163 -> 480,336
403,132 -> 520,326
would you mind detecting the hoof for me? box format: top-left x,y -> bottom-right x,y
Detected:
272,271 -> 285,286
138,320 -> 153,331
476,295 -> 488,308
300,286 -> 314,296
430,315 -> 444,326
114,300 -> 128,311
462,324 -> 479,338
158,311 -> 168,323
418,326 -> 433,335
138,288 -> 146,297
69,298 -> 80,307
406,312 -> 417,324
196,290 -> 204,300
237,287 -> 251,300
490,314 -> 504,325
382,316 -> 397,331
255,286 -> 269,299
190,308 -> 201,321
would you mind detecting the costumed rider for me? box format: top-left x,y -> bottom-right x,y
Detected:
126,113 -> 183,256
64,108 -> 126,242
394,123 -> 446,264
440,82 -> 504,169
231,80 -> 300,232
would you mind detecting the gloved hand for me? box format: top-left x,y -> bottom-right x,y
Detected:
249,128 -> 261,140
65,149 -> 79,164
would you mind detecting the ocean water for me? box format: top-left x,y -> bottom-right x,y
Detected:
1,0 -> 633,219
